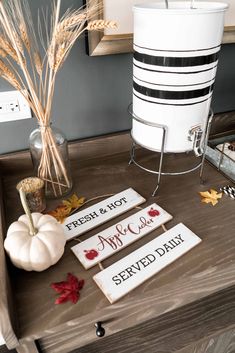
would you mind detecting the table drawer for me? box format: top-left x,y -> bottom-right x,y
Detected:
38,285 -> 235,353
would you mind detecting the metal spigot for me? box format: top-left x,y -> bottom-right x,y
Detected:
188,126 -> 204,157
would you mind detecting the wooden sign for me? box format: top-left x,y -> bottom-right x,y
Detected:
63,188 -> 146,241
71,203 -> 172,269
93,223 -> 202,303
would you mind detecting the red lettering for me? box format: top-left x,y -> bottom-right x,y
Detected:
97,234 -> 123,251
127,223 -> 141,235
139,216 -> 153,228
97,235 -> 116,251
109,235 -> 123,248
116,224 -> 129,236
96,215 -> 155,252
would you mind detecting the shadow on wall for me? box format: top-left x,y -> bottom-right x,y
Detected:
212,43 -> 235,113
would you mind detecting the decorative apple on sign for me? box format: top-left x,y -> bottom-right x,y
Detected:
84,249 -> 99,260
148,208 -> 160,217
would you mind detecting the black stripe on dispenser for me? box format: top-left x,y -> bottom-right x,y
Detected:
133,92 -> 213,107
133,81 -> 214,100
133,62 -> 218,74
134,51 -> 219,67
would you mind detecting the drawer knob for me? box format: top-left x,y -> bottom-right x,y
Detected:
95,321 -> 105,337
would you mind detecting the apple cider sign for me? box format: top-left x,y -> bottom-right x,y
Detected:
93,223 -> 202,303
63,188 -> 146,241
71,203 -> 172,269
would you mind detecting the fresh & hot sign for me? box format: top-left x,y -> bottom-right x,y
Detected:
63,188 -> 146,241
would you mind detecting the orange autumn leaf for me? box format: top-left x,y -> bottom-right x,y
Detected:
48,205 -> 71,223
48,194 -> 85,223
62,194 -> 85,212
199,189 -> 222,206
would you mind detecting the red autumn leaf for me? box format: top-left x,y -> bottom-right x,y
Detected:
55,292 -> 71,304
67,291 -> 80,304
67,272 -> 79,290
51,273 -> 84,305
51,281 -> 69,293
54,291 -> 80,304
67,272 -> 84,291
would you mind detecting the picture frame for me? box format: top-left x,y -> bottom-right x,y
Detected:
86,0 -> 235,56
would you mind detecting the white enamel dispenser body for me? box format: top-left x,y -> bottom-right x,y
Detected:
132,2 -> 228,152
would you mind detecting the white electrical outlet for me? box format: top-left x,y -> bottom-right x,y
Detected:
0,90 -> 32,122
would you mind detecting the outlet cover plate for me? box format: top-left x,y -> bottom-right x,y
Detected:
0,90 -> 32,122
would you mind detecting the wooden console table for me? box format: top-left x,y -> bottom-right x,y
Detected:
0,131 -> 235,353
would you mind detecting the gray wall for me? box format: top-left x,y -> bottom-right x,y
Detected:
0,0 -> 235,154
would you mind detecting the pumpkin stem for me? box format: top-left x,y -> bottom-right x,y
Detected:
19,188 -> 37,236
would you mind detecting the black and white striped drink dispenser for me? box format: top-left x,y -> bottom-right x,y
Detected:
132,1 -> 228,154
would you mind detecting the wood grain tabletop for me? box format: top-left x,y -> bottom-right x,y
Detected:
0,130 -> 235,353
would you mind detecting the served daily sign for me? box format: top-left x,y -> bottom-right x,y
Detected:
93,223 -> 202,303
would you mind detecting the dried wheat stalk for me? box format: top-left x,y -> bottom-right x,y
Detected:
0,59 -> 21,89
33,51 -> 43,75
19,23 -> 30,51
0,0 -> 117,197
12,30 -> 24,54
0,36 -> 20,63
87,20 -> 117,31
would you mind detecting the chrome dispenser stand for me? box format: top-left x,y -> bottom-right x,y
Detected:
128,105 -> 214,196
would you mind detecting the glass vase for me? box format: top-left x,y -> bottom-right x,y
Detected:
29,123 -> 73,199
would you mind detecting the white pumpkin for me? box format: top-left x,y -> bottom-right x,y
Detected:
4,212 -> 66,272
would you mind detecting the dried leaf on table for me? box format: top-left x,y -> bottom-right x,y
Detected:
48,205 -> 70,223
199,189 -> 222,206
62,194 -> 85,212
51,273 -> 85,304
48,194 -> 85,222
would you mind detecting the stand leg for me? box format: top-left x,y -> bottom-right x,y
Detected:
218,142 -> 225,171
199,111 -> 214,184
129,141 -> 136,165
152,127 -> 166,196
